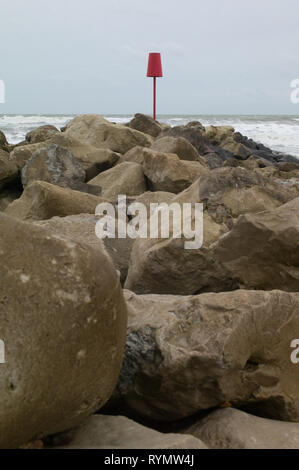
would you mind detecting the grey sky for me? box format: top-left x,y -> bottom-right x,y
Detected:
1,0 -> 299,114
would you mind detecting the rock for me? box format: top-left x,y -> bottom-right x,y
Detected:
0,188 -> 22,212
125,167 -> 296,295
112,289 -> 299,423
0,130 -> 9,151
49,134 -> 120,181
119,146 -> 148,165
25,125 -> 59,144
21,144 -> 86,189
201,152 -> 225,169
142,149 -> 207,194
127,113 -> 163,138
214,196 -> 299,292
0,149 -> 18,190
36,214 -> 134,286
187,408 -> 299,449
0,213 -> 127,448
5,181 -> 107,220
89,162 -> 147,200
277,161 -> 299,172
50,415 -> 208,449
159,125 -> 207,155
9,142 -> 44,171
10,135 -> 120,181
64,114 -> 152,153
151,136 -> 205,163
134,191 -> 176,216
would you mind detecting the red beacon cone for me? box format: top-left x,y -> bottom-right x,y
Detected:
147,53 -> 163,121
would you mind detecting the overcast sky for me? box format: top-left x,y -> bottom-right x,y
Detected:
1,0 -> 299,115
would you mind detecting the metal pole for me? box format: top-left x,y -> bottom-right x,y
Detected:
153,77 -> 156,120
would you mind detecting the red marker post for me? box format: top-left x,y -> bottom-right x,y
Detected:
147,53 -> 163,121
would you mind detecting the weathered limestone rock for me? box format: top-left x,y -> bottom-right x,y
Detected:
119,146 -> 148,165
134,191 -> 176,216
49,134 -> 120,181
0,149 -> 18,190
26,125 -> 59,144
64,114 -> 152,153
36,214 -> 134,286
125,167 -> 296,295
113,289 -> 299,423
5,181 -> 107,220
0,213 -> 127,448
50,415 -> 208,449
9,142 -> 47,171
21,144 -> 86,189
142,149 -> 207,194
151,136 -> 203,162
187,408 -> 299,449
89,162 -> 147,200
127,113 -> 163,138
214,196 -> 299,292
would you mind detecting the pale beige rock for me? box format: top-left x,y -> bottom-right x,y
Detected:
36,214 -> 134,286
89,162 -> 147,201
113,289 -> 299,422
64,114 -> 152,153
51,415 -> 208,449
151,136 -> 203,162
142,149 -> 207,194
187,408 -> 299,449
214,196 -> 299,292
5,181 -> 107,220
128,113 -> 163,138
26,125 -> 59,144
0,213 -> 127,448
125,167 -> 298,295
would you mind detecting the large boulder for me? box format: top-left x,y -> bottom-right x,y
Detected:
151,136 -> 203,162
127,113 -> 163,138
9,142 -> 44,171
0,213 -> 127,448
119,146 -> 148,165
36,214 -> 134,286
5,181 -> 107,220
112,289 -> 299,423
89,162 -> 147,200
50,415 -> 208,449
21,144 -> 86,189
214,196 -> 299,292
142,149 -> 207,194
125,167 -> 296,295
25,125 -> 60,144
0,130 -> 9,151
64,114 -> 152,153
187,408 -> 299,449
0,150 -> 18,190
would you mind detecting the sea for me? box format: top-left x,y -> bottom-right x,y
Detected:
1,114 -> 299,160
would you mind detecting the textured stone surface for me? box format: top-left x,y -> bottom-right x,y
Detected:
0,213 -> 127,448
64,114 -> 152,153
21,144 -> 86,189
5,181 -> 107,220
187,408 -> 299,449
89,162 -> 147,200
50,415 -> 208,449
111,289 -> 299,423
